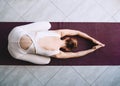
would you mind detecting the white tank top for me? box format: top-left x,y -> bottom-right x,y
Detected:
27,31 -> 61,56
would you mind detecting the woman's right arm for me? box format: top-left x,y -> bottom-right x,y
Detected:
53,45 -> 102,59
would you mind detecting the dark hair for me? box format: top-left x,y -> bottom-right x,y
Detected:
61,36 -> 78,52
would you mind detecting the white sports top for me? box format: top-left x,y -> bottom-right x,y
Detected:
8,22 -> 60,64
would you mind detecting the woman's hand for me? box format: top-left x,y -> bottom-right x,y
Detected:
92,45 -> 103,50
92,39 -> 105,47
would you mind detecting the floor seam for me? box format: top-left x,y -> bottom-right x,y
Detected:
43,66 -> 64,86
4,0 -> 26,21
64,0 -> 87,20
20,0 -> 39,18
25,66 -> 44,86
71,66 -> 91,85
94,0 -> 119,20
0,66 -> 17,84
90,66 -> 109,86
49,0 -> 67,17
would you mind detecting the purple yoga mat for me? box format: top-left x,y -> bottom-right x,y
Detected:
0,22 -> 120,65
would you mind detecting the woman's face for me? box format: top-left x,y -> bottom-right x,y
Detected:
61,36 -> 78,52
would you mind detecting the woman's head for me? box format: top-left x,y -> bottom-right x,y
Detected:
61,36 -> 78,52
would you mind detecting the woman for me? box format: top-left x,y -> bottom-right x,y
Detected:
8,21 -> 105,64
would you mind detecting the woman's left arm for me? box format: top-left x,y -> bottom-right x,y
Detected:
53,45 -> 102,59
55,29 -> 79,37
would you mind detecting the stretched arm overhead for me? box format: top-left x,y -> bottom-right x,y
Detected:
53,45 -> 102,59
55,29 -> 105,46
14,21 -> 51,32
15,54 -> 51,64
